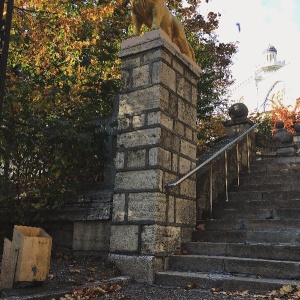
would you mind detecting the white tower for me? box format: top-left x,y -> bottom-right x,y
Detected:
229,44 -> 298,114
263,44 -> 277,66
255,45 -> 285,82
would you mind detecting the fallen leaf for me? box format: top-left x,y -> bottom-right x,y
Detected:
85,286 -> 96,297
69,268 -> 81,273
219,291 -> 228,295
196,224 -> 205,231
94,286 -> 108,295
87,277 -> 95,282
238,290 -> 249,296
294,291 -> 300,298
267,290 -> 278,297
108,284 -> 122,292
186,282 -> 197,289
279,284 -> 293,296
48,274 -> 55,280
73,286 -> 84,296
67,279 -> 82,285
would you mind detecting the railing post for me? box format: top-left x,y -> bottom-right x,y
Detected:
247,133 -> 250,172
236,143 -> 240,185
225,150 -> 228,202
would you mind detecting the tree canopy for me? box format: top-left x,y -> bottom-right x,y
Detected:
0,0 -> 237,220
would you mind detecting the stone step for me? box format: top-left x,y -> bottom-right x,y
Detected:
155,270 -> 300,293
240,169 -> 299,181
227,190 -> 300,201
231,181 -> 300,192
192,229 -> 246,243
213,208 -> 300,220
167,255 -> 300,280
249,165 -> 300,173
248,157 -> 300,172
240,167 -> 300,177
215,199 -> 300,211
182,242 -> 300,261
197,219 -> 300,231
239,174 -> 300,185
192,229 -> 300,244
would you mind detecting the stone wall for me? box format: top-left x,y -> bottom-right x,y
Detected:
39,189 -> 113,254
109,29 -> 201,282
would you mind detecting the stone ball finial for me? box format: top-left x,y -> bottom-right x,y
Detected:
294,122 -> 300,133
273,121 -> 293,144
228,103 -> 249,120
275,121 -> 284,129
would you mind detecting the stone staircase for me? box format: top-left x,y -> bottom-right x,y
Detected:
156,157 -> 300,293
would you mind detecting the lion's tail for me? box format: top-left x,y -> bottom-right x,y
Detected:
188,43 -> 196,62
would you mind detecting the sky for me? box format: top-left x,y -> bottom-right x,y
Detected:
202,0 -> 300,85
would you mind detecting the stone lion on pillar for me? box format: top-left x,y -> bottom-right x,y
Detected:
129,0 -> 196,62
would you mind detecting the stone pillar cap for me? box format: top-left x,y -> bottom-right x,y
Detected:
120,29 -> 201,76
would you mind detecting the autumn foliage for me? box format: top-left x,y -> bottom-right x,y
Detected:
0,0 -> 237,221
254,91 -> 300,151
269,93 -> 300,134
196,116 -> 226,155
1,0 -> 131,221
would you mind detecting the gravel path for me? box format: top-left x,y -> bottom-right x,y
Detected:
100,283 -> 267,300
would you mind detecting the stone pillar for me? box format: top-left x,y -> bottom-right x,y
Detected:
109,29 -> 201,282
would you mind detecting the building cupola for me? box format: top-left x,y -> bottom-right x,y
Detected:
263,44 -> 277,66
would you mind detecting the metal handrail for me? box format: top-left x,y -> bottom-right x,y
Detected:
165,123 -> 258,189
166,122 -> 259,217
165,123 -> 259,215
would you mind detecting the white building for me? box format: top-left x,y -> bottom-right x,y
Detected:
229,45 -> 299,114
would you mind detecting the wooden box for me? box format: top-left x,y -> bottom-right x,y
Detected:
0,238 -> 18,288
12,225 -> 52,282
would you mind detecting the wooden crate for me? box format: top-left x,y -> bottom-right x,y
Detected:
12,225 -> 52,282
0,238 -> 19,288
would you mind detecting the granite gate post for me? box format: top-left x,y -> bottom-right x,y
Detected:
109,29 -> 201,282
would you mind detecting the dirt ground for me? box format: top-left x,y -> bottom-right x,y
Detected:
1,251 -> 297,299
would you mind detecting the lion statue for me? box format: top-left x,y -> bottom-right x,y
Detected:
129,0 -> 196,62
